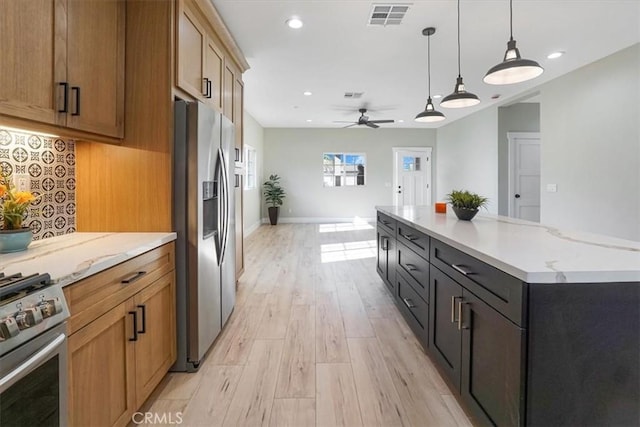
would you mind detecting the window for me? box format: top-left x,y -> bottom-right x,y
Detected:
402,155 -> 421,171
244,145 -> 256,190
323,153 -> 366,187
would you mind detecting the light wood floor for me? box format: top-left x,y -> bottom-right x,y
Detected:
139,223 -> 472,426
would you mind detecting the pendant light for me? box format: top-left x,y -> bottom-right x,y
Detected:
415,27 -> 445,123
440,0 -> 480,109
484,0 -> 544,85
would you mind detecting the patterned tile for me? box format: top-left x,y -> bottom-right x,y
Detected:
0,128 -> 76,241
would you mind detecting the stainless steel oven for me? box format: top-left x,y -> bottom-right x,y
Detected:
0,273 -> 70,426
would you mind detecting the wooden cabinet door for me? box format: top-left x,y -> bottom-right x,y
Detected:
205,38 -> 224,111
133,272 -> 177,407
222,64 -> 234,120
429,265 -> 462,390
460,290 -> 525,426
376,227 -> 395,294
68,299 -> 136,427
66,0 -> 125,137
177,1 -> 206,100
233,77 -> 244,152
0,0 -> 65,126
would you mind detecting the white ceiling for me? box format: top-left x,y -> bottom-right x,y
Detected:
211,0 -> 640,129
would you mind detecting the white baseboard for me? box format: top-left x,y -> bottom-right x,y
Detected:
261,216 -> 375,224
244,221 -> 262,237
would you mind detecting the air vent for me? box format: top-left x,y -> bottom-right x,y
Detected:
344,92 -> 364,99
368,4 -> 410,26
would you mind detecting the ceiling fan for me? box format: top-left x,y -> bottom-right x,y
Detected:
334,108 -> 394,129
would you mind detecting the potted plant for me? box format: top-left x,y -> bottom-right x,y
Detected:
263,174 -> 286,225
446,189 -> 488,221
0,173 -> 37,252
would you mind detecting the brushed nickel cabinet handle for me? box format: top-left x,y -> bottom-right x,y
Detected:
405,263 -> 418,271
381,236 -> 389,251
451,296 -> 462,323
403,234 -> 418,241
458,301 -> 469,330
122,271 -> 147,284
403,298 -> 416,309
451,264 -> 474,276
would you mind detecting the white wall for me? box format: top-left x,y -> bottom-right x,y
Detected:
263,128 -> 437,221
436,107 -> 499,214
243,111 -> 264,235
539,43 -> 640,240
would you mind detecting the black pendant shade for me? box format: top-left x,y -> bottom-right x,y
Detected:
415,27 -> 446,123
484,0 -> 543,85
440,0 -> 480,109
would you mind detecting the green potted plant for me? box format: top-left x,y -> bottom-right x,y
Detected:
263,174 -> 286,225
446,189 -> 488,221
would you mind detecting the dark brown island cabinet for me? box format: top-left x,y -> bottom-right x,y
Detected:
376,207 -> 640,426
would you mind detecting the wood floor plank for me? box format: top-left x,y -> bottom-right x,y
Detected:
136,399 -> 189,427
179,365 -> 244,427
269,399 -> 316,427
316,363 -> 364,427
156,372 -> 203,400
371,317 -> 459,425
336,281 -> 375,338
315,292 -> 350,363
256,291 -> 293,339
442,394 -> 474,427
223,340 -> 284,426
275,305 -> 316,398
347,337 -> 410,426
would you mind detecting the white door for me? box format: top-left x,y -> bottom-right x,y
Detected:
508,132 -> 541,222
393,147 -> 432,206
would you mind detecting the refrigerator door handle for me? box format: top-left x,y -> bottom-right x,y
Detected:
219,148 -> 229,265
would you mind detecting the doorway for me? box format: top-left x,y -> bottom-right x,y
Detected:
508,132 -> 540,221
392,147 -> 432,206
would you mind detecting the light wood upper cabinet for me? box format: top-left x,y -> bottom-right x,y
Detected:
205,39 -> 224,111
0,0 -> 65,126
0,0 -> 125,138
133,272 -> 176,407
177,3 -> 206,100
223,64 -> 235,120
66,0 -> 125,137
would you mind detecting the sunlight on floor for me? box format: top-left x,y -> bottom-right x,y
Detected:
320,239 -> 377,263
318,217 -> 373,233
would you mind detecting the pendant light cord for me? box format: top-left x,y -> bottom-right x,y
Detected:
456,0 -> 461,77
509,0 -> 514,41
427,33 -> 432,96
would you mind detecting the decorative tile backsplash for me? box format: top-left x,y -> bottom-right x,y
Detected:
0,128 -> 76,241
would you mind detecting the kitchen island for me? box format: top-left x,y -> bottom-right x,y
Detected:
376,206 -> 639,426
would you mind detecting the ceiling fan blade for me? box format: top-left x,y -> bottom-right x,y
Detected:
365,122 -> 379,129
368,120 -> 394,124
343,123 -> 359,128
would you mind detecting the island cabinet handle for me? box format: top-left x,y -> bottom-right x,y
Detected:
403,298 -> 417,309
451,264 -> 474,276
451,296 -> 462,323
458,301 -> 470,330
381,237 -> 389,251
122,271 -> 147,284
405,263 -> 418,272
380,219 -> 390,226
128,311 -> 138,341
402,234 -> 418,241
137,305 -> 146,334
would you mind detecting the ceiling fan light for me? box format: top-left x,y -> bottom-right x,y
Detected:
484,40 -> 544,85
415,98 -> 446,122
440,76 -> 480,108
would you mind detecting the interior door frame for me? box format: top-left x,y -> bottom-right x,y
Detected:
392,147 -> 432,206
507,132 -> 541,218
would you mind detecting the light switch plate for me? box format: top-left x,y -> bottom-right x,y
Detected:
546,183 -> 558,193
14,174 -> 29,191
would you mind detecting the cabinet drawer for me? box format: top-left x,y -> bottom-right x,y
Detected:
64,243 -> 175,334
396,223 -> 429,260
397,242 -> 429,303
377,212 -> 396,234
396,273 -> 428,346
430,239 -> 524,326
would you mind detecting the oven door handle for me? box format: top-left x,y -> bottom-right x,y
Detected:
0,332 -> 66,393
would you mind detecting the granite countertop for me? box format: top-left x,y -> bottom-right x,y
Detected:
0,232 -> 177,287
376,205 -> 640,284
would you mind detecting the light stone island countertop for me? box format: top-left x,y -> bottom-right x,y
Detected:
0,232 -> 177,287
377,205 -> 640,284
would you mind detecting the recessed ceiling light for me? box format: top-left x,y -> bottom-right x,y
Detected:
432,94 -> 442,99
398,120 -> 405,123
547,51 -> 564,59
303,91 -> 312,96
306,119 -> 312,122
286,17 -> 303,29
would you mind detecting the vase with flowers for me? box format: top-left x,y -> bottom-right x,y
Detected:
0,173 -> 37,253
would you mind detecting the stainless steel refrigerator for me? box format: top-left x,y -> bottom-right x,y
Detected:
173,100 -> 236,372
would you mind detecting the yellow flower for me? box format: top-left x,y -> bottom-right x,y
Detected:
14,191 -> 36,204
0,185 -> 5,198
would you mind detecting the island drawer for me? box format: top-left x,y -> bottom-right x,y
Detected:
430,238 -> 524,326
396,272 -> 428,347
64,242 -> 175,334
397,241 -> 429,303
396,223 -> 429,260
377,212 -> 396,234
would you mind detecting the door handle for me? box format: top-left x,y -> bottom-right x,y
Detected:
403,298 -> 416,309
121,271 -> 147,284
381,236 -> 389,251
71,86 -> 80,116
128,311 -> 138,341
137,305 -> 146,334
207,79 -> 212,99
451,264 -> 474,276
451,296 -> 462,323
203,78 -> 210,97
58,82 -> 69,113
515,194 -> 521,198
458,301 -> 469,330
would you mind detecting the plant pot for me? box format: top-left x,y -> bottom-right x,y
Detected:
268,206 -> 280,225
0,227 -> 33,253
452,206 -> 479,221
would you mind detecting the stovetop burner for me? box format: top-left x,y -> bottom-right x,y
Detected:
0,273 -> 52,306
